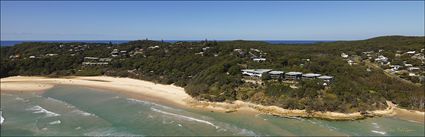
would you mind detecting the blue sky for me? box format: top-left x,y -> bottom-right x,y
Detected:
1,1 -> 424,40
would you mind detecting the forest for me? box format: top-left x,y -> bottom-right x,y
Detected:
1,36 -> 424,113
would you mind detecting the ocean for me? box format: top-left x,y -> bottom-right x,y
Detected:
0,40 -> 333,47
1,86 -> 423,136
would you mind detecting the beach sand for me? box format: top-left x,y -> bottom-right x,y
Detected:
1,76 -> 423,121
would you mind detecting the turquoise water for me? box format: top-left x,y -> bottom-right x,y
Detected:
1,86 -> 424,136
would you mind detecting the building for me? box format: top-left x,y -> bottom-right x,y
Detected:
318,75 -> 334,83
347,60 -> 354,66
390,65 -> 401,71
241,69 -> 272,77
82,62 -> 109,66
84,57 -> 99,61
46,53 -> 58,57
302,73 -> 321,79
111,49 -> 119,57
406,51 -> 416,55
341,53 -> 348,58
407,67 -> 420,72
285,72 -> 303,80
99,58 -> 112,62
252,58 -> 266,62
374,55 -> 389,65
268,71 -> 284,79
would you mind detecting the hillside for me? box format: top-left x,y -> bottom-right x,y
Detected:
1,36 -> 424,113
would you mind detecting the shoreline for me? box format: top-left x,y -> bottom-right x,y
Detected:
1,76 -> 424,122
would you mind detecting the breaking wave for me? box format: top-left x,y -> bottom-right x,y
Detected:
127,98 -> 175,111
84,128 -> 140,136
49,120 -> 61,125
371,122 -> 387,135
0,111 -> 4,125
371,130 -> 387,135
26,105 -> 60,117
151,107 -> 219,129
72,109 -> 96,117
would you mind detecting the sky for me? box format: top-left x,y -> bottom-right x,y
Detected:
1,1 -> 424,40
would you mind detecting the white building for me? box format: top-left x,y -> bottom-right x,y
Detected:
252,58 -> 266,62
269,71 -> 284,79
285,72 -> 303,80
318,75 -> 334,83
406,51 -> 416,55
408,67 -> 420,72
341,53 -> 349,58
302,73 -> 321,79
241,69 -> 272,77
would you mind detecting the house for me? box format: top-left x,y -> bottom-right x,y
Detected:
362,51 -> 374,57
407,67 -> 420,72
29,56 -> 36,59
84,57 -> 99,61
302,73 -> 321,79
374,55 -> 389,65
99,58 -> 112,62
120,50 -> 128,56
250,48 -> 261,52
46,53 -> 58,57
406,51 -> 416,55
318,75 -> 334,83
148,45 -> 160,49
253,58 -> 266,62
202,47 -> 210,51
411,53 -> 425,60
285,72 -> 303,80
241,69 -> 272,77
341,53 -> 348,58
195,52 -> 204,56
390,65 -> 401,71
404,63 -> 413,67
269,71 -> 284,79
111,49 -> 119,57
347,60 -> 354,66
395,53 -> 402,57
82,62 -> 109,66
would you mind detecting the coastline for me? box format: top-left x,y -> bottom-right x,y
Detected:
1,76 -> 424,122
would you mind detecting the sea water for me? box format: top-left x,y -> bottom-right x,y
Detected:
1,86 -> 424,136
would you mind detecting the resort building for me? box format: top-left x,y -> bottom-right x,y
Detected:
318,75 -> 334,83
269,71 -> 285,79
302,73 -> 321,79
285,72 -> 303,80
241,69 -> 272,77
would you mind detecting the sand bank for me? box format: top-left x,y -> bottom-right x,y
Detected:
1,76 -> 423,121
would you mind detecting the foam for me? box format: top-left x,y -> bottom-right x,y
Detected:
49,120 -> 61,125
26,105 -> 60,117
151,107 -> 219,129
45,97 -> 75,109
127,98 -> 176,111
371,130 -> 387,135
0,111 -> 4,125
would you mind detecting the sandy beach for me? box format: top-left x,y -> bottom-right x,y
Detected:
1,76 -> 424,121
